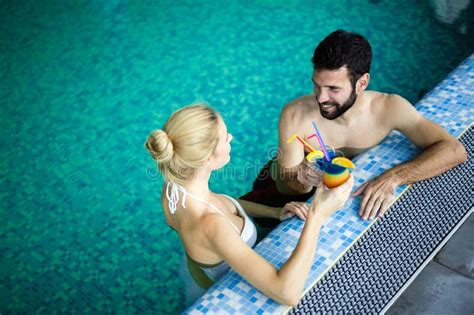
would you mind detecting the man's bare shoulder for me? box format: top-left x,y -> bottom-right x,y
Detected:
366,91 -> 419,130
280,95 -> 317,122
366,91 -> 412,113
368,91 -> 410,105
365,90 -> 387,107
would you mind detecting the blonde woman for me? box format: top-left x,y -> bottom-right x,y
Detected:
145,104 -> 353,306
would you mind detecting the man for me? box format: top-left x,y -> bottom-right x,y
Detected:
241,30 -> 467,230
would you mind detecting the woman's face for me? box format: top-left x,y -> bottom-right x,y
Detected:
209,116 -> 233,170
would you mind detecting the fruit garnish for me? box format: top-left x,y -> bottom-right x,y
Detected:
331,157 -> 355,168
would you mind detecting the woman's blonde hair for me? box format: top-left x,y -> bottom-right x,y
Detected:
145,104 -> 220,185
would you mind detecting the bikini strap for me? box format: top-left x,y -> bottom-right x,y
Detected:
165,182 -> 241,234
166,182 -> 187,215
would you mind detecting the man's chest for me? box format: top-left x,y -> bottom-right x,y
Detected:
302,120 -> 391,158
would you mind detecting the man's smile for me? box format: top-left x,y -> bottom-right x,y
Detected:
320,103 -> 338,111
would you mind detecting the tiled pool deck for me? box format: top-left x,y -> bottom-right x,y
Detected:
186,54 -> 473,314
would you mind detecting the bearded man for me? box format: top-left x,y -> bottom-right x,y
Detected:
241,30 -> 466,234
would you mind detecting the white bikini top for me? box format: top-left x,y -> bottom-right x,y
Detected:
166,182 -> 258,282
166,182 -> 257,239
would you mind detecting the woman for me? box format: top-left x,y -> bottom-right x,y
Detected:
145,104 -> 353,306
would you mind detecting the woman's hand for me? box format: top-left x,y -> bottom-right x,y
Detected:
310,175 -> 354,219
279,202 -> 310,221
297,159 -> 323,187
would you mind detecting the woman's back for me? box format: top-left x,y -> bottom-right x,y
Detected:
161,183 -> 257,266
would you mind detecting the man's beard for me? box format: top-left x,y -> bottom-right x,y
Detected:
318,89 -> 357,120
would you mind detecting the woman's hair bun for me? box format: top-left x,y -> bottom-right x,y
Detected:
145,130 -> 174,163
145,104 -> 220,185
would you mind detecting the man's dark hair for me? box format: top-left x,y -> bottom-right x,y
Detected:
312,30 -> 372,87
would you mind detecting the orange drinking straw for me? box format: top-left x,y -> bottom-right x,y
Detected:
287,134 -> 317,152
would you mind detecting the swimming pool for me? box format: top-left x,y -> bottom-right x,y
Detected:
1,0 -> 472,313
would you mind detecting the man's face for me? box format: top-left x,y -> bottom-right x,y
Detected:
312,67 -> 357,120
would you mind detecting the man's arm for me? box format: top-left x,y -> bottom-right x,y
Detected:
274,103 -> 312,195
354,94 -> 467,220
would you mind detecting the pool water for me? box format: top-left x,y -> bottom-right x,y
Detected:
1,0 -> 472,313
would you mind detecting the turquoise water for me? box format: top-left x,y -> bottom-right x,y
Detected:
1,0 -> 472,313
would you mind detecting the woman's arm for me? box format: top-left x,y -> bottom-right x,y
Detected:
206,177 -> 354,305
237,199 -> 279,219
238,199 -> 310,221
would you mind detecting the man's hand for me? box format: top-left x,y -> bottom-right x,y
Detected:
352,172 -> 400,220
297,158 -> 323,188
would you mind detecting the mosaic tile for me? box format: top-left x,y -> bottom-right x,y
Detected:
186,55 -> 474,314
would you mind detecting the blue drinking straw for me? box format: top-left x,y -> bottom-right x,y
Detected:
311,121 -> 331,161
